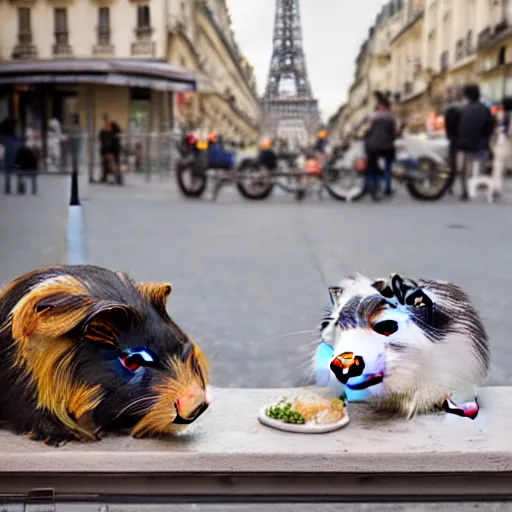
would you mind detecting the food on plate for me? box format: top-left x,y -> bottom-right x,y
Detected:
265,396 -> 345,426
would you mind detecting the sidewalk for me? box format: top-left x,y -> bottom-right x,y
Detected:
0,174 -> 70,288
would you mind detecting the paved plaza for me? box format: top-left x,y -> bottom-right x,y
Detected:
2,172 -> 512,389
80,173 -> 512,389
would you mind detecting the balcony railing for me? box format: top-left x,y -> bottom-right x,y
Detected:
131,25 -> 155,57
97,28 -> 111,45
478,20 -> 512,50
11,30 -> 37,60
53,30 -> 72,56
135,25 -> 153,39
18,30 -> 32,45
11,40 -> 37,60
93,28 -> 114,55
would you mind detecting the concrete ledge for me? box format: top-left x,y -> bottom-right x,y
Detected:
0,387 -> 511,502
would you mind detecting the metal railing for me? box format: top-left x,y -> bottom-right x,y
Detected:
1,131 -> 182,182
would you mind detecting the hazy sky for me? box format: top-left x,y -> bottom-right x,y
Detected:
226,0 -> 387,122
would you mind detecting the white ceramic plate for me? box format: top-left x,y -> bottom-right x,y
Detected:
258,405 -> 350,434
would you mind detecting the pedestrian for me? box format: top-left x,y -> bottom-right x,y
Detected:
0,116 -> 20,173
47,116 -> 63,172
363,91 -> 397,201
111,120 -> 123,185
99,114 -> 115,183
443,89 -> 463,195
456,83 -> 496,201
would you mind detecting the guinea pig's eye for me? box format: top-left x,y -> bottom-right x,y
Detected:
120,346 -> 160,372
373,320 -> 399,337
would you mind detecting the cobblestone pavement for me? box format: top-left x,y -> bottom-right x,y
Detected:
84,173 -> 512,389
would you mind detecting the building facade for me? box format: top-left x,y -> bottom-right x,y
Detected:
335,0 -> 512,137
0,0 -> 260,146
341,0 -> 407,138
166,0 -> 260,142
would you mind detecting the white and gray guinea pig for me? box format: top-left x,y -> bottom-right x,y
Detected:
317,273 -> 490,419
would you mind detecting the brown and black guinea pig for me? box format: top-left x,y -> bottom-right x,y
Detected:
0,264 -> 210,446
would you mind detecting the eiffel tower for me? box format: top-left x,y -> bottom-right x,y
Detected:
261,0 -> 321,149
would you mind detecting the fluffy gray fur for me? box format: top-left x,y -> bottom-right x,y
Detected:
317,273 -> 489,419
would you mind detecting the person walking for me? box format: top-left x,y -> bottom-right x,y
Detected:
99,115 -> 115,183
443,89 -> 463,196
0,116 -> 20,173
363,91 -> 397,201
456,83 -> 496,201
111,120 -> 123,185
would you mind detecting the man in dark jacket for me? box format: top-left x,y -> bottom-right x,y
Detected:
456,83 -> 495,200
364,91 -> 397,200
443,90 -> 463,195
111,121 -> 123,185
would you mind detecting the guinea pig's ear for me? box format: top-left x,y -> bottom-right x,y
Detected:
135,282 -> 173,322
328,287 -> 344,308
9,275 -> 139,360
10,274 -> 97,343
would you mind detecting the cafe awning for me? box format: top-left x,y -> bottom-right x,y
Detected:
0,58 -> 200,92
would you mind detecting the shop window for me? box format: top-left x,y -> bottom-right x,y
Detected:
17,7 -> 32,44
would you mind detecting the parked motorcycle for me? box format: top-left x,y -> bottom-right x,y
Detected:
321,134 -> 454,202
175,133 -> 273,201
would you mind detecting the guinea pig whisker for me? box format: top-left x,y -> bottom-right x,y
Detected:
256,330 -> 319,346
112,395 -> 157,421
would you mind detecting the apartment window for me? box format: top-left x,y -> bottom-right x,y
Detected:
98,7 -> 110,44
137,5 -> 151,28
498,46 -> 507,66
17,7 -> 31,44
54,8 -> 69,45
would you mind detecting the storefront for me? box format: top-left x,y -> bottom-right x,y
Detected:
0,59 -> 198,173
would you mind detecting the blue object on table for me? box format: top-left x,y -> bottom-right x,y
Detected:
315,341 -> 334,387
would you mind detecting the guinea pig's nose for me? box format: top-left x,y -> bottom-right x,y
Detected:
174,381 -> 209,424
330,352 -> 365,384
